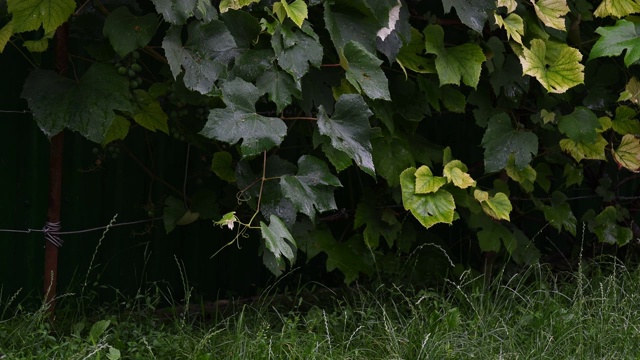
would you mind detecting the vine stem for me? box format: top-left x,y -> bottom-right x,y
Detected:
246,151 -> 268,228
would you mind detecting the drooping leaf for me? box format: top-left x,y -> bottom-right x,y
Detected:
103,7 -> 158,57
371,136 -> 415,187
557,107 -> 600,143
102,116 -> 130,146
199,78 -> 287,157
0,21 -> 13,53
443,160 -> 476,189
317,94 -> 376,176
256,68 -> 301,113
354,196 -> 401,248
619,77 -> 640,104
131,90 -> 169,134
279,0 -> 308,28
162,21 -> 238,94
396,28 -> 436,77
261,215 -> 297,276
559,135 -> 608,162
506,158 -> 536,192
594,0 -> 640,18
271,23 -> 323,80
590,20 -> 640,68
219,0 -> 259,13
280,155 -> 342,221
590,206 -> 633,245
414,165 -> 447,194
494,13 -> 524,44
440,0 -> 495,33
211,151 -> 236,182
400,168 -> 456,229
532,0 -> 569,31
481,113 -> 538,172
343,41 -> 391,100
474,189 -> 512,221
424,25 -> 485,88
21,64 -> 134,143
543,191 -> 577,235
7,0 -> 75,33
613,134 -> 640,172
518,39 -> 584,93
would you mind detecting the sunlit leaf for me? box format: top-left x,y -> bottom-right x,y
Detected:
519,39 -> 584,93
414,165 -> 447,194
619,77 -> 640,104
8,0 -> 75,33
613,134 -> 640,172
590,20 -> 640,68
494,13 -> 524,44
474,189 -> 512,221
0,21 -> 13,53
220,0 -> 259,13
279,0 -> 308,28
400,168 -> 455,229
594,0 -> 640,18
532,0 -> 569,31
559,135 -> 608,162
443,160 -> 476,189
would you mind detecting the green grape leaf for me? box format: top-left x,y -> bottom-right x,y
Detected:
474,189 -> 512,221
354,197 -> 401,249
102,116 -> 130,146
280,155 -> 342,221
396,28 -> 436,77
557,107 -> 600,143
612,106 -> 640,135
519,39 -> 584,93
151,0 -> 204,25
564,164 -> 584,187
343,41 -> 391,100
0,21 -> 13,53
443,160 -> 476,189
261,215 -> 297,276
414,165 -> 447,194
220,0 -> 259,13
506,158 -> 536,192
131,90 -> 169,134
481,113 -> 538,172
164,196 -> 189,233
256,68 -> 301,113
317,94 -> 376,176
21,64 -> 133,143
591,206 -> 633,245
590,20 -> 640,67
534,163 -> 552,192
532,0 -> 569,31
594,0 -> 640,18
498,0 -> 518,13
221,9 -> 261,49
233,49 -> 275,82
8,0 -> 75,33
103,7 -> 158,57
199,78 -> 287,157
613,134 -> 640,172
371,136 -> 415,187
400,168 -> 455,229
477,229 -> 502,252
559,135 -> 608,162
543,191 -> 577,235
424,25 -> 485,88
494,13 -> 524,44
314,129 -> 353,172
211,151 -> 236,182
279,0 -> 308,28
619,77 -> 640,104
271,24 -> 323,80
324,2 -> 378,54
441,0 -> 494,33
22,29 -> 54,52
162,21 -> 237,94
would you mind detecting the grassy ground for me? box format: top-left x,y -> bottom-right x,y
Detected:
2,257 -> 640,359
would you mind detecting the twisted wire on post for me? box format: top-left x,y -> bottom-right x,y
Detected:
43,221 -> 63,247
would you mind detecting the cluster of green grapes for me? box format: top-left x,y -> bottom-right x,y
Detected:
115,51 -> 143,89
90,144 -> 120,167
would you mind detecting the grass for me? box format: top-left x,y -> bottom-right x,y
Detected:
2,256 -> 640,359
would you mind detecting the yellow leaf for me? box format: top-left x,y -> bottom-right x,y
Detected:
594,0 -> 640,18
0,21 -> 13,53
559,135 -> 608,162
443,160 -> 476,189
497,0 -> 518,13
494,13 -> 524,44
532,0 -> 569,31
613,134 -> 640,172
